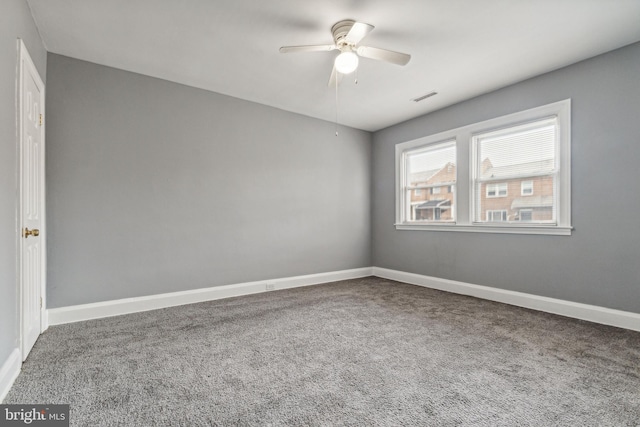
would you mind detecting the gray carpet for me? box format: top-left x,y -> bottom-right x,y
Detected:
5,277 -> 640,426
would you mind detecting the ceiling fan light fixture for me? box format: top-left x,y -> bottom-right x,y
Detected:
334,51 -> 359,74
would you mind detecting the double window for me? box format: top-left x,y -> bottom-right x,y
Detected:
486,183 -> 508,198
395,100 -> 571,235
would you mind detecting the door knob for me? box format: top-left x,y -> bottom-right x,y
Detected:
24,227 -> 40,238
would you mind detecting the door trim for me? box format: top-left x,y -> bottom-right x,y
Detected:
17,39 -> 47,360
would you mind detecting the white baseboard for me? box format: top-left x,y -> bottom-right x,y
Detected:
0,348 -> 21,403
45,265 -> 640,332
42,310 -> 48,332
48,267 -> 374,326
373,267 -> 640,332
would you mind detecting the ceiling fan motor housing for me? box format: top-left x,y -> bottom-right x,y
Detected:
331,20 -> 356,46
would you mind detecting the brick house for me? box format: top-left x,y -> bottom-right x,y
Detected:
409,162 -> 456,221
479,158 -> 554,222
408,158 -> 554,222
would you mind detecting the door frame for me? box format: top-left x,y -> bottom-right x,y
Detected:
17,39 -> 47,359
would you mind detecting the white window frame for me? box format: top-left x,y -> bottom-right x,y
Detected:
521,180 -> 534,196
486,182 -> 507,198
432,186 -> 441,195
395,99 -> 571,235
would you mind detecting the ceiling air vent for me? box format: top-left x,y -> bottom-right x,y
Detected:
412,91 -> 438,102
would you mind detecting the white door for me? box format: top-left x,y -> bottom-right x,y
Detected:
19,40 -> 46,361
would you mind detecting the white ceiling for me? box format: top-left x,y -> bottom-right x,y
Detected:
27,0 -> 640,132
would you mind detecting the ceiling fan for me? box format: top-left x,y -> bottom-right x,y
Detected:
279,20 -> 411,87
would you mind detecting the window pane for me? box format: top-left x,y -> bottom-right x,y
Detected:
405,140 -> 456,222
474,118 -> 557,224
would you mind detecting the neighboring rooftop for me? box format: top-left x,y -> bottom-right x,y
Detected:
481,159 -> 554,180
408,168 -> 441,185
511,196 -> 554,209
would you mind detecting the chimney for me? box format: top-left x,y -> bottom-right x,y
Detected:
481,158 -> 493,174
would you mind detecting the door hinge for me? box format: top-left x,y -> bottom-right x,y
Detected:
39,114 -> 43,126
40,297 -> 43,308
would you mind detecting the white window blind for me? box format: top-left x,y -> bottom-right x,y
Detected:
403,140 -> 456,223
473,118 -> 558,224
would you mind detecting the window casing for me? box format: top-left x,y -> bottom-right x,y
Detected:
395,99 -> 571,235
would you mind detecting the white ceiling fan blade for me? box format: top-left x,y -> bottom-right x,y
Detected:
344,22 -> 374,45
357,46 -> 411,66
279,44 -> 336,53
328,65 -> 344,87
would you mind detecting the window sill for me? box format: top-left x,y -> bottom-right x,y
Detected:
394,223 -> 573,236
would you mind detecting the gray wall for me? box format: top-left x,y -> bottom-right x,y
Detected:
373,42 -> 640,314
46,54 -> 371,308
0,1 -> 46,363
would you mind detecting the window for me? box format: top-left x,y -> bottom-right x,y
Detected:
486,182 -> 507,198
395,99 -> 571,235
415,189 -> 422,196
486,210 -> 507,222
399,140 -> 456,223
473,118 -> 558,225
519,209 -> 533,221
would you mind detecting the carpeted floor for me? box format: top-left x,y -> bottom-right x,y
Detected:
5,277 -> 640,426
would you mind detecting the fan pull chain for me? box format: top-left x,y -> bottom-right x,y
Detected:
355,68 -> 358,85
335,76 -> 339,137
